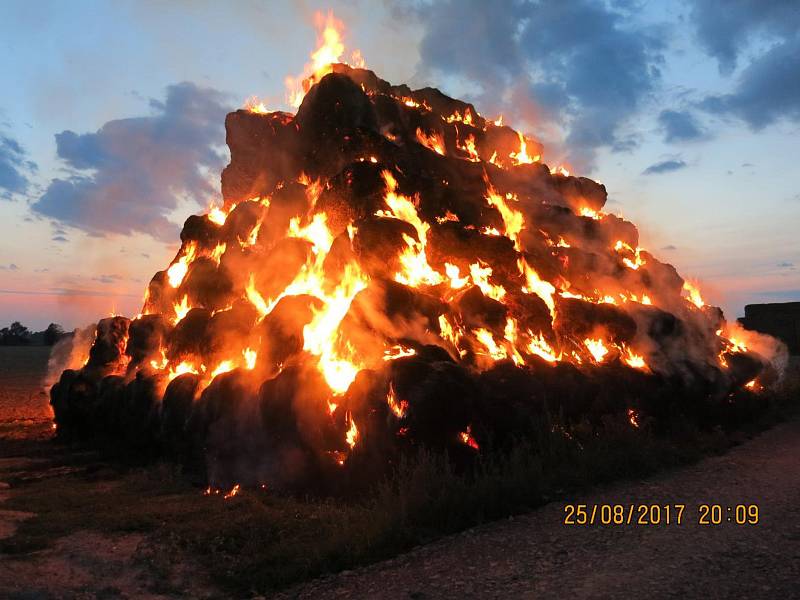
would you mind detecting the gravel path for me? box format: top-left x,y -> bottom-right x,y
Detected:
282,419 -> 800,599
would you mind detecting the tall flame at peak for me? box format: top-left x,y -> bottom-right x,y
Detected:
285,11 -> 365,109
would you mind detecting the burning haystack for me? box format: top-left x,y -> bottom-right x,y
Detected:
50,16 -> 783,491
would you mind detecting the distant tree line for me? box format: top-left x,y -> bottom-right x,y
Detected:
0,322 -> 66,346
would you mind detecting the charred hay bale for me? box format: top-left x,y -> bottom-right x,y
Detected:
295,73 -> 378,173
352,215 -> 419,277
389,358 -> 475,453
202,301 -> 259,366
221,110 -> 298,203
549,175 -> 607,213
505,291 -> 554,338
345,279 -> 446,339
258,181 -> 311,244
555,297 -> 638,344
50,369 -> 81,437
188,369 -> 260,484
258,366 -> 334,489
181,257 -> 235,312
723,351 -> 765,387
702,305 -> 725,332
167,307 -> 211,362
628,304 -> 683,345
126,314 -> 171,366
330,64 -> 396,96
180,214 -> 221,248
474,362 -> 548,445
121,371 -> 166,453
415,87 -> 484,130
142,271 -> 170,315
87,316 -> 130,370
258,295 -> 323,370
160,373 -> 200,455
369,93 -> 411,138
454,286 -> 507,332
639,257 -> 684,301
586,362 -> 653,418
314,163 -> 388,232
333,368 -> 398,486
323,231 -> 359,281
95,374 -> 126,436
416,180 -> 493,229
221,199 -> 265,243
595,213 -> 639,249
484,125 -> 543,165
539,361 -> 596,422
427,222 -> 518,279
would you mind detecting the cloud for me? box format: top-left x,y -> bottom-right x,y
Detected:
699,36 -> 800,130
402,0 -> 666,170
0,263 -> 19,270
0,135 -> 37,200
658,109 -> 703,143
777,261 -> 795,269
661,244 -> 677,250
52,235 -> 68,242
642,159 -> 687,175
91,274 -> 124,284
31,82 -> 231,241
688,0 -> 799,74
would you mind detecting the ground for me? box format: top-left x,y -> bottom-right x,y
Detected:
0,346 -> 797,598
280,418 -> 800,599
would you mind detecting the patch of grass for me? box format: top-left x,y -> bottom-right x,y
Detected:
3,369 -> 798,595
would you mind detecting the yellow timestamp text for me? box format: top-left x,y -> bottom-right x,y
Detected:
563,504 -> 759,526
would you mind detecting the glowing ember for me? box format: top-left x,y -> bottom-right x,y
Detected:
459,425 -> 479,450
627,408 -> 640,428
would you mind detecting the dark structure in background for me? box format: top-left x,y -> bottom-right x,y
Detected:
739,302 -> 800,356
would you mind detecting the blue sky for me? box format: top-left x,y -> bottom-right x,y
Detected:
0,0 -> 798,330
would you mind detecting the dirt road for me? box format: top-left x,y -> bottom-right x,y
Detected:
283,418 -> 800,599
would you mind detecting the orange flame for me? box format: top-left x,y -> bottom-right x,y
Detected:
509,132 -> 539,165
415,128 -> 446,155
285,11 -> 364,108
584,338 -> 609,363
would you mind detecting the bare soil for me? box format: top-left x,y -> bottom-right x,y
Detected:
0,346 -> 219,599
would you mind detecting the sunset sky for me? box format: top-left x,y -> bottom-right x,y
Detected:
1,0 -> 798,331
